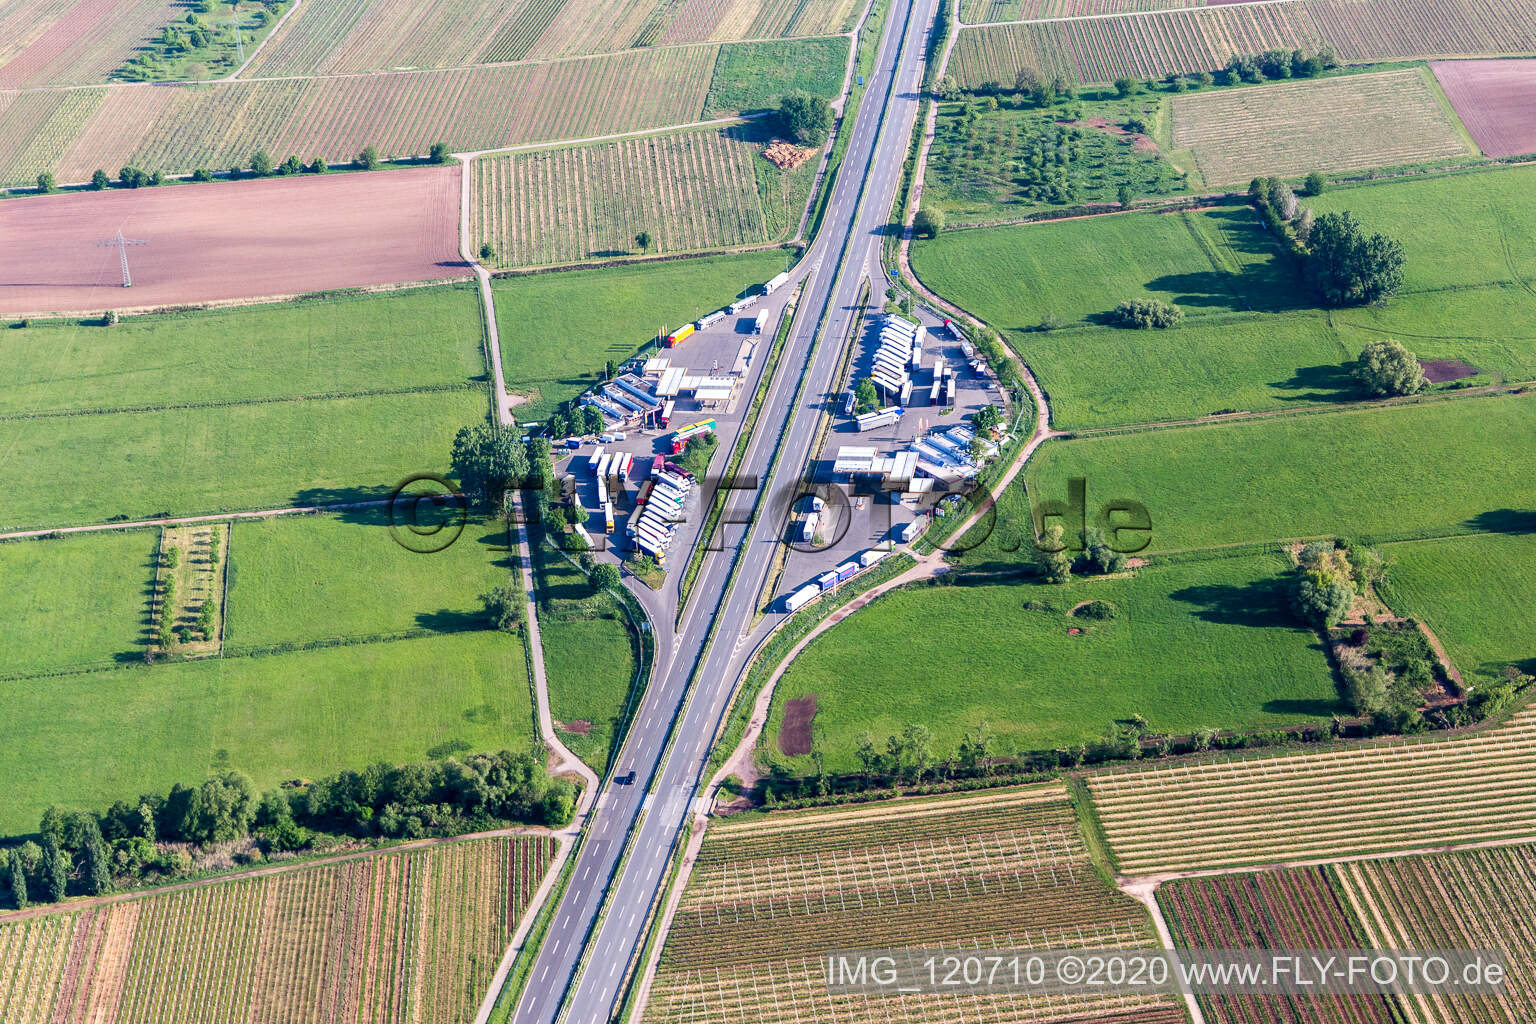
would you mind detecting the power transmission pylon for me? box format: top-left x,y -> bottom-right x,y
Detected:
93,230 -> 149,288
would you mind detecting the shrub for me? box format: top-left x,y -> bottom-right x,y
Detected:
1354,338 -> 1425,397
1349,626 -> 1369,646
1304,171 -> 1326,196
1073,600 -> 1116,620
1110,299 -> 1183,329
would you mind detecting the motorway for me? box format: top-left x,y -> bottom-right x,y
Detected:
507,0 -> 941,1018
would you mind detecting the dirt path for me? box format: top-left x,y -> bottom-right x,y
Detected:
1121,877 -> 1207,1024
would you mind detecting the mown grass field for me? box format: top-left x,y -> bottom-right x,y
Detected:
491,250 -> 785,420
913,205 -> 1297,332
0,387 -> 487,530
1381,531 -> 1536,683
765,553 -> 1342,775
915,165 -> 1536,429
0,531 -> 156,678
531,539 -> 639,771
0,284 -> 490,530
0,631 -> 533,833
1026,393 -> 1536,553
702,37 -> 849,115
470,124 -> 815,269
225,513 -> 513,650
0,285 -> 486,416
1169,68 -> 1473,186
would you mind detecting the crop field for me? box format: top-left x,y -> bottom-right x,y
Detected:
645,785 -> 1186,1024
1027,393 -> 1536,553
246,0 -> 861,74
0,169 -> 467,316
1159,868 -> 1398,1024
961,0 -> 1224,22
0,36 -> 849,188
0,834 -> 557,1024
765,554 -> 1341,774
1380,533 -> 1536,684
913,205 -> 1297,331
1433,58 -> 1536,158
470,125 -> 814,268
1088,706 -> 1536,874
0,0 -> 180,88
950,0 -> 1536,87
1170,68 -> 1473,185
1338,845 -> 1536,1024
491,250 -> 783,420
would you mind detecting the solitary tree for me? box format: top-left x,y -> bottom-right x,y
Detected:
1113,76 -> 1137,98
1116,183 -> 1134,208
480,583 -> 524,631
912,206 -> 944,238
854,375 -> 878,413
591,562 -> 622,593
91,169 -> 110,190
479,242 -> 496,262
1354,338 -> 1425,397
778,92 -> 833,147
357,146 -> 380,170
36,172 -> 56,194
1306,211 -> 1405,306
971,403 -> 1003,436
1304,171 -> 1326,196
635,230 -> 652,252
428,142 -> 450,164
450,423 -> 530,508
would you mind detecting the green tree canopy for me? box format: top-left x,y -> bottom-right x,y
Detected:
451,424 -> 531,507
179,771 -> 258,845
1354,338 -> 1425,397
1306,210 -> 1405,306
591,562 -> 622,593
778,92 -> 833,147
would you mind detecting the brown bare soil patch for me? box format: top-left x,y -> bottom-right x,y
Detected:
1422,358 -> 1479,383
1069,116 -> 1160,153
1432,59 -> 1536,158
777,694 -> 818,755
762,140 -> 815,170
0,166 -> 469,317
556,719 -> 592,735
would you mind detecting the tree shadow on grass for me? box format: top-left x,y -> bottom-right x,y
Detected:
414,608 -> 487,633
1464,509 -> 1536,535
1270,362 -> 1358,403
1168,575 -> 1302,629
1261,696 -> 1343,716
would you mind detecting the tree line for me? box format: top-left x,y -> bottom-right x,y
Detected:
2,750 -> 573,907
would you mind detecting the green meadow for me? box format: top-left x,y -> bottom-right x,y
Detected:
765,553 -> 1342,774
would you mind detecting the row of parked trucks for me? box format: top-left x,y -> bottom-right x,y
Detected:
781,548 -> 890,612
627,456 -> 697,564
665,272 -> 790,349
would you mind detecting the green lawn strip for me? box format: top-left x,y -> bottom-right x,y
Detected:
225,513 -> 512,649
529,537 -> 639,772
0,529 -> 157,678
489,251 -> 786,422
1025,392 -> 1536,554
912,204 -> 1299,332
0,284 -> 485,417
703,37 -> 851,116
0,387 -> 486,530
1378,531 -> 1536,686
0,630 -> 533,834
762,552 -> 1342,776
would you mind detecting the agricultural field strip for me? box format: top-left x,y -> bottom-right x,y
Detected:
705,786 -> 1071,837
1091,713 -> 1536,871
1338,849 -> 1536,1023
970,0 -> 1302,26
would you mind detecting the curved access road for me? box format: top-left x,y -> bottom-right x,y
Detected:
504,0 -> 942,1019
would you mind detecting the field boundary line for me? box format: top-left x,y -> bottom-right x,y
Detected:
1121,878 -> 1207,1024
0,499 -> 395,542
224,0 -> 304,81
